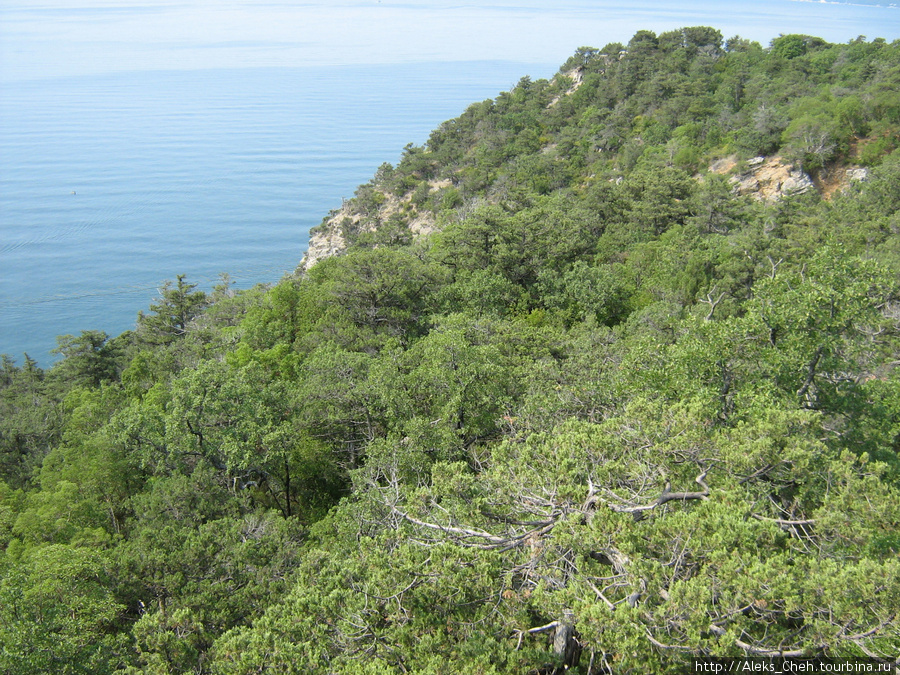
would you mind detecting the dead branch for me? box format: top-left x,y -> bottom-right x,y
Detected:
497,521 -> 557,553
480,508 -> 555,528
752,514 -> 816,541
842,615 -> 896,641
700,285 -> 727,321
645,628 -> 693,652
582,476 -> 600,512
751,514 -> 816,526
394,507 -> 558,551
606,466 -> 710,518
796,346 -> 824,400
588,548 -> 632,576
395,509 -> 506,545
626,578 -> 646,608
585,579 -> 616,610
513,620 -> 560,649
738,461 -> 790,484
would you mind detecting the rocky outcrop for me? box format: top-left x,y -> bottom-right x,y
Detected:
846,167 -> 870,183
548,68 -> 584,107
711,155 -> 871,203
298,212 -> 348,273
725,156 -> 815,202
297,180 -> 448,274
299,152 -> 867,273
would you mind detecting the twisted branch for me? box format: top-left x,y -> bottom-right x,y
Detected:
394,507 -> 557,551
606,466 -> 710,518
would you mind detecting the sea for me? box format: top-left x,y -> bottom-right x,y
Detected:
0,62 -> 553,365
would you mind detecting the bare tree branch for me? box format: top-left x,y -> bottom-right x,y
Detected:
395,509 -> 506,545
393,506 -> 558,551
840,614 -> 896,642
700,285 -> 727,321
588,548 -> 632,576
645,628 -> 693,652
797,346 -> 824,400
751,514 -> 816,526
480,508 -> 555,528
767,256 -> 784,279
513,620 -> 560,650
738,461 -> 790,484
585,579 -> 616,610
605,466 -> 710,517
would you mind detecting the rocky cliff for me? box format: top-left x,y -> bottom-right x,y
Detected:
297,179 -> 449,274
710,155 -> 869,203
721,156 -> 815,202
298,154 -> 870,273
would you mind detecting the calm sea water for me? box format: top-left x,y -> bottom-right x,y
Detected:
0,63 -> 551,364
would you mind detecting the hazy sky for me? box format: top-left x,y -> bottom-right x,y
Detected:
0,0 -> 898,81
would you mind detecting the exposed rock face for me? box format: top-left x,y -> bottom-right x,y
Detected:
780,170 -> 816,196
846,167 -> 870,183
715,155 -> 871,202
298,215 -> 348,273
564,66 -> 584,91
726,156 -> 815,202
548,67 -> 585,107
297,180 -> 447,274
299,152 -> 866,274
709,157 -> 738,174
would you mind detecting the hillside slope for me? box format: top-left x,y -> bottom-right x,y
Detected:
1,28 -> 900,674
300,29 -> 899,274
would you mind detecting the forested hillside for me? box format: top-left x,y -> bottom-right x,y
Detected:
2,28 -> 900,674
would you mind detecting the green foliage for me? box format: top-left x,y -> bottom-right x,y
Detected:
0,545 -> 128,674
0,355 -> 61,488
113,469 -> 307,673
771,34 -> 811,60
307,248 -> 444,351
136,274 -> 208,346
376,322 -> 513,448
3,26 -> 900,674
51,330 -> 123,388
538,261 -> 634,326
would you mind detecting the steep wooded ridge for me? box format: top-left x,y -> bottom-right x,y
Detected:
2,28 -> 900,674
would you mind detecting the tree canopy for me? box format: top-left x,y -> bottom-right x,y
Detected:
1,27 -> 899,674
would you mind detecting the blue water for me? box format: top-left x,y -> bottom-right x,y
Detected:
0,63 -> 551,364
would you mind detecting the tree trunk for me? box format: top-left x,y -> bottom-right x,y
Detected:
552,610 -> 580,671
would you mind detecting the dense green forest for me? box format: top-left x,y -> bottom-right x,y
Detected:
2,27 -> 900,674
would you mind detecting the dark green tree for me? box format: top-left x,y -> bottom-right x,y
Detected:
137,275 -> 207,345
